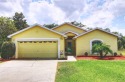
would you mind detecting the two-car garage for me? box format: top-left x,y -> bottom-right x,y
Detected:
16,38 -> 59,59
7,24 -> 66,59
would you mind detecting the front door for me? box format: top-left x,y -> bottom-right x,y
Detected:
67,41 -> 72,54
66,40 -> 75,55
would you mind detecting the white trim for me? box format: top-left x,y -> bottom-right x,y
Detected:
16,38 -> 59,41
15,38 -> 61,59
8,24 -> 67,38
74,28 -> 120,39
15,39 -> 18,58
90,39 -> 103,54
58,39 -> 61,58
52,22 -> 87,31
63,31 -> 79,35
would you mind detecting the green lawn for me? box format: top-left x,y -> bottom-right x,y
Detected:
56,60 -> 125,82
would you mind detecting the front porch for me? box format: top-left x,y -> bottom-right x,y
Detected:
65,36 -> 76,56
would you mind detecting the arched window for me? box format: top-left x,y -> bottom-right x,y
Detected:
92,40 -> 102,46
90,39 -> 103,54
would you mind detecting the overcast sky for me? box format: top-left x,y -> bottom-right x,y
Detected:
0,0 -> 125,35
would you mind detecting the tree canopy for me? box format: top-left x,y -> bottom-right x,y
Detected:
0,17 -> 17,41
13,12 -> 29,30
112,32 -> 125,50
0,17 -> 17,51
43,23 -> 58,29
92,43 -> 113,58
70,21 -> 86,27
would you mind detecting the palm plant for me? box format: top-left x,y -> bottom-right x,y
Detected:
92,43 -> 113,58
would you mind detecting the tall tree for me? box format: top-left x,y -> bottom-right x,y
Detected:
43,23 -> 58,29
13,12 -> 29,30
0,17 -> 17,51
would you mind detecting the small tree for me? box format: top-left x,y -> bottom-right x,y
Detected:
1,41 -> 15,59
92,43 -> 113,58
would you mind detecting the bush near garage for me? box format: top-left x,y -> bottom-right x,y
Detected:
1,41 -> 15,59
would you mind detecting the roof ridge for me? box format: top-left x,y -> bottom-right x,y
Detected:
73,28 -> 120,39
8,24 -> 67,38
52,22 -> 87,31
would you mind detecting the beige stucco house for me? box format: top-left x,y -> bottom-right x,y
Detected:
8,22 -> 118,59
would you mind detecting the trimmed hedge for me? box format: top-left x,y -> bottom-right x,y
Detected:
1,41 -> 15,59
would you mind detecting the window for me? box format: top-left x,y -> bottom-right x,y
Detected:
92,40 -> 102,46
39,41 -> 42,43
53,41 -> 57,43
19,42 -> 23,43
29,41 -> 32,43
90,39 -> 103,54
68,42 -> 72,48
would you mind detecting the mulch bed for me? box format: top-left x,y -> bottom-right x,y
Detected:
77,56 -> 125,60
0,58 -> 15,62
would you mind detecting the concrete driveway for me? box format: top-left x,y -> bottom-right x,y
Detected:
0,60 -> 57,82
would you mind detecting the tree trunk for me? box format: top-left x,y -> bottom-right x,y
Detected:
100,51 -> 103,58
104,53 -> 107,57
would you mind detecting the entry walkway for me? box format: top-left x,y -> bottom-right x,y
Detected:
58,56 -> 77,62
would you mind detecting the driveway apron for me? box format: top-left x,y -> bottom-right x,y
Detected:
0,60 -> 57,82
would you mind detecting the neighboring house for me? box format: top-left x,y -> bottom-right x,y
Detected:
8,22 -> 118,59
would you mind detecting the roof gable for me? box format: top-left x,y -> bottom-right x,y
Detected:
52,22 -> 87,31
8,24 -> 66,38
74,28 -> 119,39
63,31 -> 79,35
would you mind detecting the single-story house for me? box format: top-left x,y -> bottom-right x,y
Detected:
8,22 -> 118,59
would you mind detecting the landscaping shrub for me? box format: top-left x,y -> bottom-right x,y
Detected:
84,52 -> 88,56
1,41 -> 15,59
114,52 -> 117,56
92,43 -> 112,58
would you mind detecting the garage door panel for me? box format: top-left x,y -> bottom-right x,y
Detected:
18,42 -> 37,58
18,41 -> 58,58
